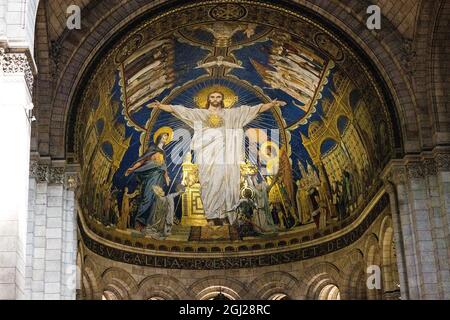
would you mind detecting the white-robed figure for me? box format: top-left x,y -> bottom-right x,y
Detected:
148,90 -> 286,226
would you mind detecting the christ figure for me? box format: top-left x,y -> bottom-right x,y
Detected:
148,92 -> 286,226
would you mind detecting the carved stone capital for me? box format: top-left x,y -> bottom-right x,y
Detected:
49,167 -> 65,185
423,159 -> 437,176
29,160 -> 38,179
30,164 -> 65,184
435,153 -> 450,172
406,162 -> 425,179
383,164 -> 407,186
383,151 -> 449,186
65,173 -> 79,191
0,48 -> 34,94
34,164 -> 50,183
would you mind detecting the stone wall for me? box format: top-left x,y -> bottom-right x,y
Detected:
383,150 -> 450,299
24,159 -> 78,300
0,0 -> 38,300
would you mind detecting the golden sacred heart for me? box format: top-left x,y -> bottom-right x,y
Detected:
206,114 -> 224,128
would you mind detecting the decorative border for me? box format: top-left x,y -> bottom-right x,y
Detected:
383,151 -> 450,183
29,162 -> 66,184
79,192 -> 389,270
0,48 -> 34,94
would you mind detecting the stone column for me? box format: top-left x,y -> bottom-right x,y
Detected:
0,48 -> 34,300
26,160 -> 79,300
383,150 -> 450,299
383,180 -> 409,299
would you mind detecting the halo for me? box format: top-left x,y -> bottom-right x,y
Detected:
153,126 -> 174,145
194,85 -> 238,109
259,141 -> 280,161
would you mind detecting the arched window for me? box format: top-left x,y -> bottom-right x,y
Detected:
349,89 -> 362,110
198,286 -> 239,300
337,116 -> 349,136
95,119 -> 105,136
102,290 -> 119,300
318,285 -> 341,300
268,293 -> 290,300
149,297 -> 165,301
101,142 -> 114,160
320,138 -> 338,156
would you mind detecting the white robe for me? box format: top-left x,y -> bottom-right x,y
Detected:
171,104 -> 262,220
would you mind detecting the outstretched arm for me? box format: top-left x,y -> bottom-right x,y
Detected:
258,99 -> 287,114
125,160 -> 145,176
148,101 -> 174,113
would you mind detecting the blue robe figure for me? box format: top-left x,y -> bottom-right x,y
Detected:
125,130 -> 172,232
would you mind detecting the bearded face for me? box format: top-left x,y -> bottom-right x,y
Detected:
207,92 -> 225,109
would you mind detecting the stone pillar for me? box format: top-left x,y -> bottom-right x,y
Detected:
383,150 -> 450,299
26,160 -> 79,300
0,0 -> 39,300
383,181 -> 410,299
0,48 -> 34,299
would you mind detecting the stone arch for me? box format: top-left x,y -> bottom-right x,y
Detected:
188,276 -> 249,300
81,267 -> 102,300
379,216 -> 400,298
301,262 -> 342,300
413,0 -> 450,147
81,256 -> 102,300
32,0 -> 415,159
430,1 -> 450,143
39,0 -> 179,158
318,284 -> 341,300
136,275 -> 189,300
103,284 -> 125,300
101,267 -> 139,300
340,249 -> 367,300
249,271 -> 302,300
363,234 -> 383,299
102,289 -> 120,300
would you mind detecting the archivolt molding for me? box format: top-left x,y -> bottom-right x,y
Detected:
101,267 -> 139,298
250,271 -> 302,300
137,275 -> 189,300
302,262 -> 342,299
188,276 -> 249,300
339,250 -> 366,299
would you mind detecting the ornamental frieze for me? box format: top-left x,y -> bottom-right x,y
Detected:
0,48 -> 34,94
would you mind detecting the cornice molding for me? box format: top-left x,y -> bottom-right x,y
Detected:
382,149 -> 450,184
29,157 -> 81,187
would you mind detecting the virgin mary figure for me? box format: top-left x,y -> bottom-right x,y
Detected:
125,127 -> 173,232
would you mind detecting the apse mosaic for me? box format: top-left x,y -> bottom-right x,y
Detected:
75,2 -> 394,245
